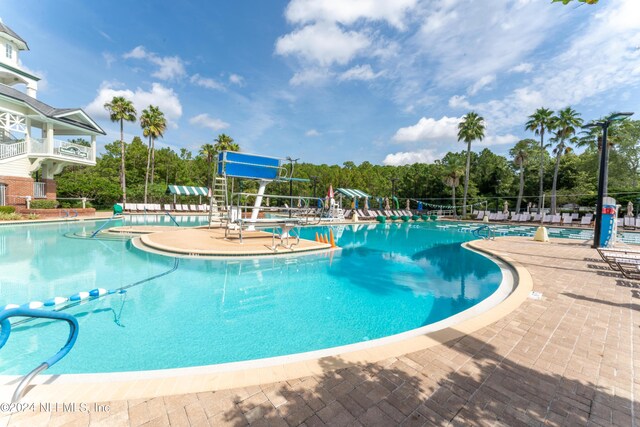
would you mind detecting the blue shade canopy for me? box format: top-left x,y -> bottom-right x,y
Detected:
166,185 -> 209,196
335,188 -> 371,199
217,151 -> 282,180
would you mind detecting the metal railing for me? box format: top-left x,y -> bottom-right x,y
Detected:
224,192 -> 325,244
30,138 -> 94,161
472,225 -> 495,240
0,307 -> 79,402
33,182 -> 46,199
0,140 -> 26,160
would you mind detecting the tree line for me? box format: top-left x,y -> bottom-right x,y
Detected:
56,98 -> 640,214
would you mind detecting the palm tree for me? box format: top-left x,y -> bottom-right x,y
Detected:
457,112 -> 485,216
140,106 -> 167,204
442,161 -> 464,217
199,143 -> 216,188
510,139 -> 536,214
550,107 -> 582,215
525,108 -> 556,214
213,133 -> 239,153
104,96 -> 136,204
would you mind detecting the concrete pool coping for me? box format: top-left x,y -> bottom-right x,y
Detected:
0,239 -> 533,404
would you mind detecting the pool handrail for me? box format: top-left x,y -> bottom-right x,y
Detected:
472,225 -> 494,240
163,210 -> 180,227
90,213 -> 119,238
0,307 -> 79,402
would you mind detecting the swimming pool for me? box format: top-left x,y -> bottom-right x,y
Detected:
0,218 -> 504,375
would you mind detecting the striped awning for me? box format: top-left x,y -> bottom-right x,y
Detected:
166,185 -> 209,196
335,188 -> 371,198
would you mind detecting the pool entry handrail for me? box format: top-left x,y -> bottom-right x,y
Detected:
163,210 -> 180,227
472,225 -> 495,240
0,307 -> 79,402
90,213 -> 120,238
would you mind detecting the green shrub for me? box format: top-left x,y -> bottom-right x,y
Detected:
0,206 -> 15,214
0,212 -> 22,220
30,200 -> 59,209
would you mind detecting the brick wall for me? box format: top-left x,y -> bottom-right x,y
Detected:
0,175 -> 34,207
44,179 -> 56,200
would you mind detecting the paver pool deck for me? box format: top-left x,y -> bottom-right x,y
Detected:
2,236 -> 639,426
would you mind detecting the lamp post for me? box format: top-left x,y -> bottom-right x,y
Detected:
583,112 -> 634,248
495,179 -> 502,212
310,176 -> 318,198
286,156 -> 299,218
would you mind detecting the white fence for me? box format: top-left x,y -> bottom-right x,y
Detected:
0,141 -> 26,160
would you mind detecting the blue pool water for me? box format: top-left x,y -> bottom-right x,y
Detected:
0,218 -> 503,374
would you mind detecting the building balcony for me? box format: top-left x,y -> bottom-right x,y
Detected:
0,137 -> 96,165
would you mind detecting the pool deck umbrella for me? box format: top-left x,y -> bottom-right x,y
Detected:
503,201 -> 509,215
628,201 -> 633,217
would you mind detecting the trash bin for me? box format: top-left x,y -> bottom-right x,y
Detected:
113,204 -> 123,215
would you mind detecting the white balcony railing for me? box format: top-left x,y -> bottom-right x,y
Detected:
0,140 -> 26,160
53,139 -> 93,161
32,138 -> 94,162
33,182 -> 46,199
0,138 -> 95,163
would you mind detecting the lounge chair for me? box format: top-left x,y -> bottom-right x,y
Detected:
571,213 -> 579,220
580,216 -> 591,226
164,204 -> 172,211
475,211 -> 484,220
597,247 -> 640,267
562,216 -> 573,226
551,215 -> 561,224
532,214 -> 541,222
617,218 -> 624,228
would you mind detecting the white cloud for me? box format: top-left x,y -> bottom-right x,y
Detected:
275,23 -> 370,66
85,82 -> 183,128
467,74 -> 495,96
305,129 -> 321,137
190,74 -> 225,91
383,148 -> 439,166
509,62 -> 533,73
285,0 -> 418,30
229,74 -> 245,86
412,1 -> 558,85
339,64 -> 381,81
123,45 -> 186,80
451,0 -> 640,132
479,134 -> 519,147
189,113 -> 229,131
290,68 -> 333,86
393,116 -> 461,143
102,52 -> 116,68
448,95 -> 472,110
123,46 -> 147,59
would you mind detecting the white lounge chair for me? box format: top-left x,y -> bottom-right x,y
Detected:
562,216 -> 573,226
551,215 -> 561,224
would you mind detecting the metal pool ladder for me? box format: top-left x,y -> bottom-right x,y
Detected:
0,307 -> 79,402
472,225 -> 495,240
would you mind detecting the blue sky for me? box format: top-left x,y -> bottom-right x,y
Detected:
2,0 -> 639,165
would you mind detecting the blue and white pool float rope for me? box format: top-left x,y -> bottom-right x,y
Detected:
2,287 -> 127,311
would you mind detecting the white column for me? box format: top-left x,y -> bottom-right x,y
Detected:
91,135 -> 96,161
26,81 -> 38,99
25,117 -> 31,153
46,123 -> 54,154
248,180 -> 269,230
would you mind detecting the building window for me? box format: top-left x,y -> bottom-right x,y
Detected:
5,44 -> 12,59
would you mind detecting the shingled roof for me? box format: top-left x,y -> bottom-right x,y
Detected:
0,84 -> 105,134
0,21 -> 28,50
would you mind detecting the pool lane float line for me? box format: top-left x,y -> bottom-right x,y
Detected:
3,288 -> 127,318
69,291 -> 90,302
44,297 -> 69,307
